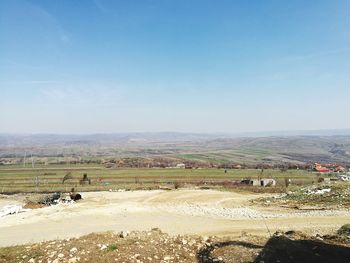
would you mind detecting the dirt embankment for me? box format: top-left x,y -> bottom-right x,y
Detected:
1,229 -> 350,263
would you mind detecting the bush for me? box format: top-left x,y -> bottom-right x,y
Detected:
174,181 -> 183,189
107,244 -> 118,251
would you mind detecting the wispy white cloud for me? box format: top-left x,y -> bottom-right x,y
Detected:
35,3 -> 72,46
11,0 -> 73,46
40,86 -> 123,107
0,80 -> 57,85
282,47 -> 350,61
41,88 -> 68,101
93,0 -> 109,13
1,59 -> 74,78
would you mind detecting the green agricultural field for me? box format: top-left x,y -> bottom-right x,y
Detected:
0,165 -> 318,194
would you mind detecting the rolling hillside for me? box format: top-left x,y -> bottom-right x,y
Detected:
0,133 -> 350,165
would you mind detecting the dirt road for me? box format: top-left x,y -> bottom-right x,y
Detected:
1,189 -> 349,247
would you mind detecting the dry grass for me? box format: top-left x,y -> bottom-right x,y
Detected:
0,167 -> 315,194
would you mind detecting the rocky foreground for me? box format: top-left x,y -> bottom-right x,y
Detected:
1,227 -> 350,263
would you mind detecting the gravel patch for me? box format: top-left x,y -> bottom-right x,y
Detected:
155,203 -> 350,220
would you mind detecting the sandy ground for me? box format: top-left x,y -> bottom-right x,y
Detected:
1,189 -> 349,247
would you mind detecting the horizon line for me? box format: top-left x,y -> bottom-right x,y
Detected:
1,128 -> 350,136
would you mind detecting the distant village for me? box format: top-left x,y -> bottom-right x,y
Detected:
313,163 -> 348,173
0,156 -> 349,175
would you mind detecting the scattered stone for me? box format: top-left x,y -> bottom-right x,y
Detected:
188,239 -> 196,246
163,255 -> 171,260
100,244 -> 107,250
338,224 -> 350,236
285,230 -> 296,236
274,231 -> 283,237
119,231 -> 129,238
68,257 -> 78,263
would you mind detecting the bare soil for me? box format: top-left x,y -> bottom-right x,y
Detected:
1,189 -> 350,248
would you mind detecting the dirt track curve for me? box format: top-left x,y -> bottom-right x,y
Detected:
1,189 -> 349,246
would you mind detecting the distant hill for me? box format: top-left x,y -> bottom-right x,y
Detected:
181,136 -> 350,165
1,129 -> 350,145
0,131 -> 350,165
0,132 -> 218,146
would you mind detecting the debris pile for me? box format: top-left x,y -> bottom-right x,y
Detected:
15,190 -> 83,214
69,188 -> 82,201
260,183 -> 350,208
38,192 -> 61,206
337,175 -> 350,181
0,205 -> 30,217
306,188 -> 331,195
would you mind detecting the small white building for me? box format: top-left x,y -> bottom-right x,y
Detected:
260,178 -> 276,187
176,163 -> 186,168
241,178 -> 276,187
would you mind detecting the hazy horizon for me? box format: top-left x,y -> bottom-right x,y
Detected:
1,0 -> 350,133
2,128 -> 350,137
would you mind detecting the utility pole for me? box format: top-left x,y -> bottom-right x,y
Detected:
23,151 -> 26,168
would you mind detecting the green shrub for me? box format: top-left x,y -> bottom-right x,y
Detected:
107,244 -> 118,251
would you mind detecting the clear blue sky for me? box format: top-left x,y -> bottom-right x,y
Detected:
1,0 -> 349,134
